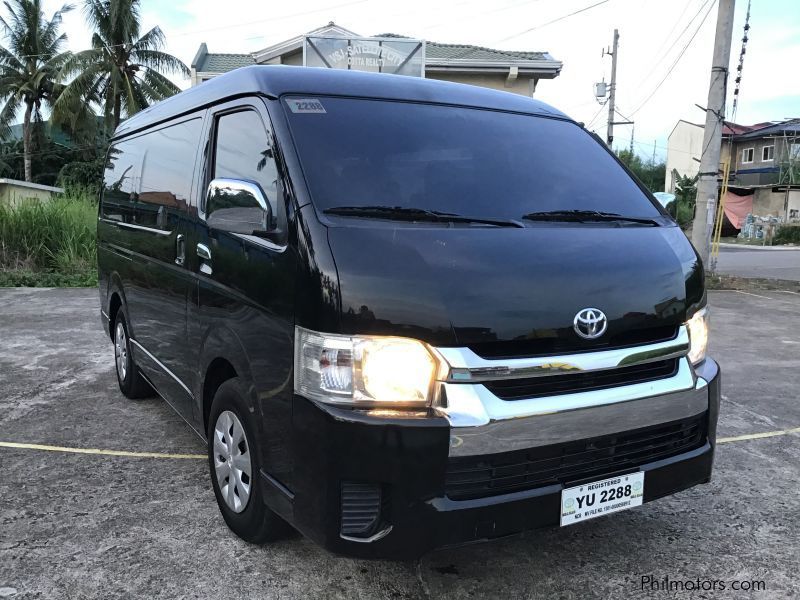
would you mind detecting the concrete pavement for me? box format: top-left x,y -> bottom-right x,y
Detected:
1,288 -> 798,599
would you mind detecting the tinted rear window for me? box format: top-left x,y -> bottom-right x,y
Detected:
283,97 -> 660,219
102,118 -> 201,228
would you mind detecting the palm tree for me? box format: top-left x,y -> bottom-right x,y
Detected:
0,0 -> 73,182
57,0 -> 189,133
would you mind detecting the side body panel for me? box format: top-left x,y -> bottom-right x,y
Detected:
99,116 -> 206,423
187,97 -> 300,488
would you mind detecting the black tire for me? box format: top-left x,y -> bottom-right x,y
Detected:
207,377 -> 289,543
113,308 -> 154,399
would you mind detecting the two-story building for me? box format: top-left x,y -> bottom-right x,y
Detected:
727,119 -> 800,222
190,22 -> 562,97
664,120 -> 761,193
665,118 -> 800,225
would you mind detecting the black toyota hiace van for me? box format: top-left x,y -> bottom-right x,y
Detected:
97,65 -> 720,559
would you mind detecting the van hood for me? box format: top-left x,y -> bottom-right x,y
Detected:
327,223 -> 703,352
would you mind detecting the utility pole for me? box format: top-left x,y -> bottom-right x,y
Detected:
629,124 -> 634,155
606,29 -> 619,147
691,0 -> 736,266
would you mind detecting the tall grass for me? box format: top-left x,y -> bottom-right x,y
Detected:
0,189 -> 98,286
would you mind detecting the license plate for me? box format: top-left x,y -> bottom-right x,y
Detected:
560,472 -> 644,526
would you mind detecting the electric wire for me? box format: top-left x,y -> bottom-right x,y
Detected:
421,0 -> 546,33
638,0 -> 709,88
497,0 -> 612,43
585,104 -> 607,130
628,0 -> 717,117
648,0 -> 697,68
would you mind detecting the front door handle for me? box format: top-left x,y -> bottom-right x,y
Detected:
196,243 -> 211,261
197,243 -> 212,275
175,234 -> 185,266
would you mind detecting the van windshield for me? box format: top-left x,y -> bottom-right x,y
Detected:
283,96 -> 662,221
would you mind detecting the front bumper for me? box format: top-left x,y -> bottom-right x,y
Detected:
275,358 -> 720,559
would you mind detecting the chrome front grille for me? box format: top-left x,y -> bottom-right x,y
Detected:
433,326 -> 707,457
483,358 -> 679,401
435,326 -> 690,384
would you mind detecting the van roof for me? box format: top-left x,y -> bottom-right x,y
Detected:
114,65 -> 568,138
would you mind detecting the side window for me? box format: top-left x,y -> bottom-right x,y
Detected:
211,109 -> 285,238
101,140 -> 142,224
137,118 -> 203,229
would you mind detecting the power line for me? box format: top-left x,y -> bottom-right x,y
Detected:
637,0 -> 706,89
421,0 -> 546,33
615,106 -> 634,123
164,0 -> 368,38
496,0 -> 612,43
585,104 -> 607,130
649,0 -> 697,64
628,0 -> 717,117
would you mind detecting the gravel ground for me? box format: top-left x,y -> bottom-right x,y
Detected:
1,287 -> 798,599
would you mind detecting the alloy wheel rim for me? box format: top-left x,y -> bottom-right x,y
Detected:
114,322 -> 127,382
213,410 -> 252,513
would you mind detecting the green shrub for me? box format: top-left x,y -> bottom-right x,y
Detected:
0,191 -> 97,286
666,198 -> 695,228
773,225 -> 800,245
57,158 -> 105,196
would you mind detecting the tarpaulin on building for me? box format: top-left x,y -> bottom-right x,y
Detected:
722,191 -> 753,229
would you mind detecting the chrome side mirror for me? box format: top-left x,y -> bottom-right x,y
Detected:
205,178 -> 273,236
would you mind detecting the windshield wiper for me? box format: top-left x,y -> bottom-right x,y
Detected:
324,205 -> 524,228
521,210 -> 659,226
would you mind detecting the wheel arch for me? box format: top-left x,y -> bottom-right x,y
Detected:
106,272 -> 128,339
199,325 -> 257,436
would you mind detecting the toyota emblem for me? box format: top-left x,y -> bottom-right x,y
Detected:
573,308 -> 608,340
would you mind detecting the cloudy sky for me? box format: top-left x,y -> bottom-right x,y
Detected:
44,0 -> 799,158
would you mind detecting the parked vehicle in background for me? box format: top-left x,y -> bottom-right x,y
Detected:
97,66 -> 720,559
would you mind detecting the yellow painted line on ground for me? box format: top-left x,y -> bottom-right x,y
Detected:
717,426 -> 800,444
1,427 -> 799,460
0,441 -> 205,459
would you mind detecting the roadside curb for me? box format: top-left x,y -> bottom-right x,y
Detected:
706,273 -> 800,292
718,242 -> 800,251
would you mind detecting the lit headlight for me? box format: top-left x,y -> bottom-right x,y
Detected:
294,327 -> 440,407
685,307 -> 709,365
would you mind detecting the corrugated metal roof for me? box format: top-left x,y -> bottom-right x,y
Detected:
732,119 -> 800,141
372,35 -> 549,62
426,42 -> 548,62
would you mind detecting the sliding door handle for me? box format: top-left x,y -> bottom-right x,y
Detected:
175,234 -> 185,266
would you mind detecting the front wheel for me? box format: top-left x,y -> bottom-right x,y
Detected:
207,378 -> 290,543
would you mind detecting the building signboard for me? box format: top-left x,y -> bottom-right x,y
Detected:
303,35 -> 425,77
